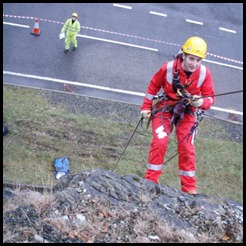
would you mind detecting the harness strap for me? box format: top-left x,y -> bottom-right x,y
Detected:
172,68 -> 193,98
166,59 -> 207,98
171,98 -> 191,126
186,109 -> 204,143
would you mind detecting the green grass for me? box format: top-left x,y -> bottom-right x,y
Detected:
3,84 -> 243,203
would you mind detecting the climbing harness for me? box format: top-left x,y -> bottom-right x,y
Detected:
152,97 -> 205,165
111,88 -> 242,171
145,82 -> 204,165
112,56 -> 242,170
170,97 -> 191,126
172,69 -> 194,99
146,92 -> 172,129
146,92 -> 194,130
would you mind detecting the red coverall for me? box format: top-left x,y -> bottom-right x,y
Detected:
141,58 -> 215,193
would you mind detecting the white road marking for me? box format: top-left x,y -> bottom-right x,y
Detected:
3,71 -> 145,97
3,71 -> 243,116
113,4 -> 132,9
219,27 -> 236,33
3,21 -> 29,28
77,34 -> 158,51
185,19 -> 203,25
149,11 -> 167,17
3,18 -> 243,117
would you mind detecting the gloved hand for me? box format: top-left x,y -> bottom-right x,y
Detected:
59,32 -> 65,39
141,110 -> 151,119
189,95 -> 203,107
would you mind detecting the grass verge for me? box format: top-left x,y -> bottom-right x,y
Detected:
3,84 -> 243,203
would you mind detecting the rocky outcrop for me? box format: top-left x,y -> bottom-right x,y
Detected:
3,168 -> 243,243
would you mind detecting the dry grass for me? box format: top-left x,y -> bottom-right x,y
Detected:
3,188 -> 242,243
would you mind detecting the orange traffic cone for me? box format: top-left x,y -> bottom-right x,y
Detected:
31,18 -> 41,36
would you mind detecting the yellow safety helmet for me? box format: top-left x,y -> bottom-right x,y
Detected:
72,12 -> 78,18
182,36 -> 207,59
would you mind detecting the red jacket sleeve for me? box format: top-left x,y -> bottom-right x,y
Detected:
140,64 -> 166,111
199,67 -> 215,110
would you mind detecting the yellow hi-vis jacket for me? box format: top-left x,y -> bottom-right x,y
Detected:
61,18 -> 80,36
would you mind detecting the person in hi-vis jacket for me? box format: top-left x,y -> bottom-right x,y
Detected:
61,12 -> 80,53
140,36 -> 215,195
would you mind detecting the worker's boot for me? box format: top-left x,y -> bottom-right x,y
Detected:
187,190 -> 198,195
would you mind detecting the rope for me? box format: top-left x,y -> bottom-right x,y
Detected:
150,97 -> 205,165
112,89 -> 242,170
111,116 -> 143,172
162,111 -> 204,165
200,89 -> 243,99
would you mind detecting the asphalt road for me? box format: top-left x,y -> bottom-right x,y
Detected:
3,3 -> 243,122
